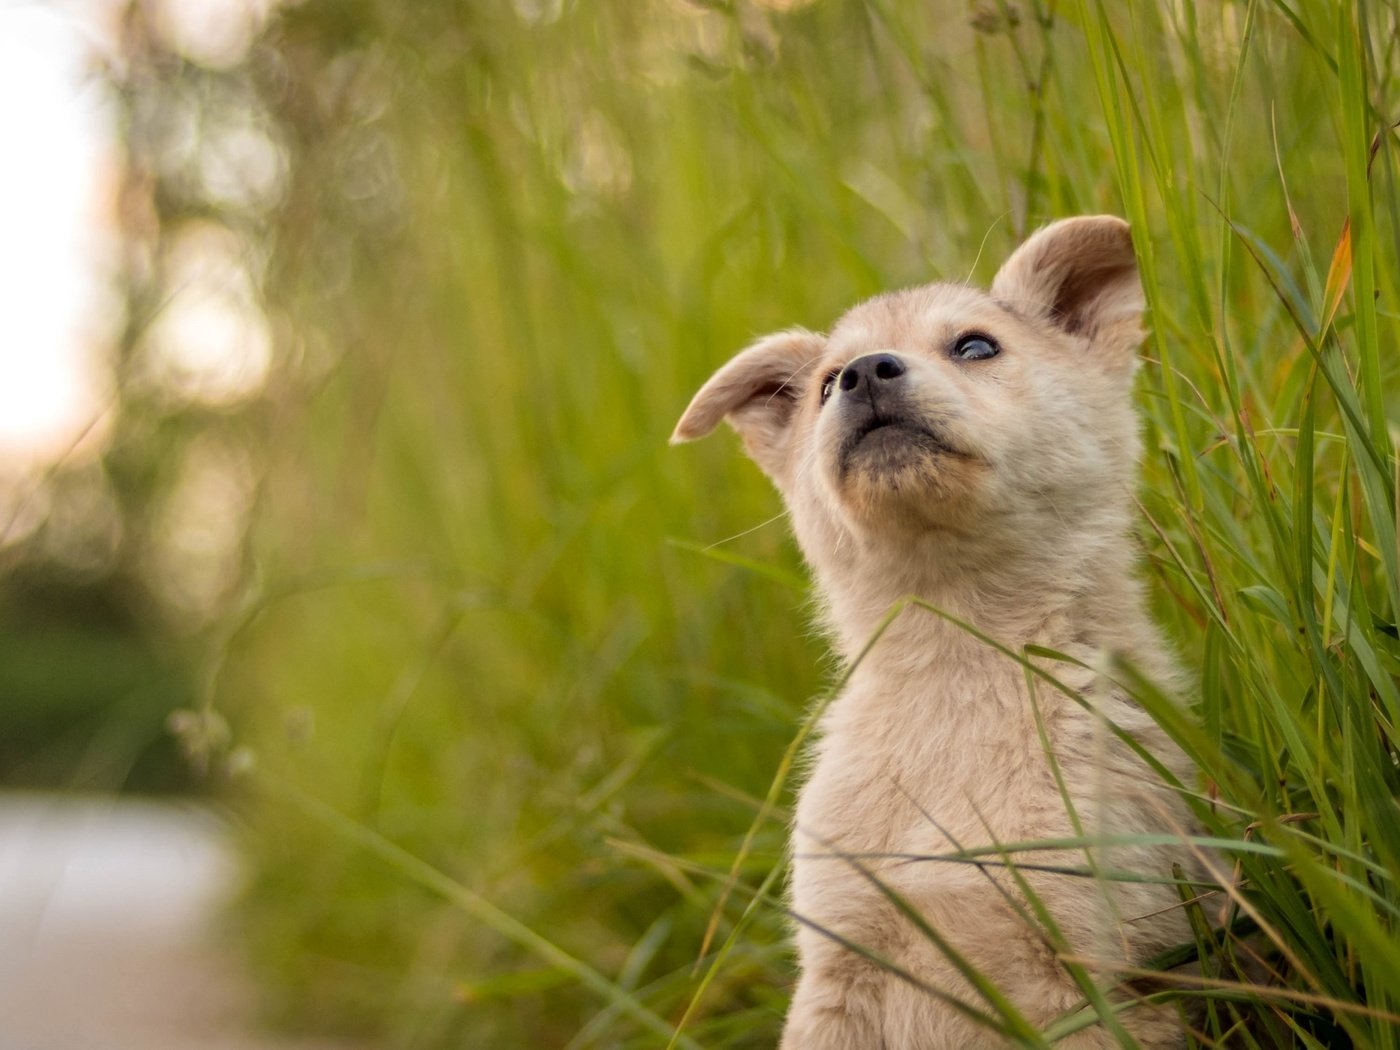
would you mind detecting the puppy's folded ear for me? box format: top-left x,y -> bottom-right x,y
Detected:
671,328 -> 824,476
991,215 -> 1145,368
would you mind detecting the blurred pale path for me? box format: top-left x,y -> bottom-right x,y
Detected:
0,795 -> 351,1050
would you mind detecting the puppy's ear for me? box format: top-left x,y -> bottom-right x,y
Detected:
991,215 -> 1145,366
671,328 -> 824,475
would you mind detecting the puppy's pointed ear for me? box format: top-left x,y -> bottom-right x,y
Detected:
671,328 -> 824,475
991,215 -> 1145,366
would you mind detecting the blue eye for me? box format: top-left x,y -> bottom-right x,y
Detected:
953,334 -> 999,361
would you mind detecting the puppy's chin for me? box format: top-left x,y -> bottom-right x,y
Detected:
831,422 -> 983,532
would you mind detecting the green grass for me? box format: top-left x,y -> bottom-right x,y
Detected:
133,0 -> 1400,1045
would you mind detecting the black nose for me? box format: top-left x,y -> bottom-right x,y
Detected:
838,352 -> 906,395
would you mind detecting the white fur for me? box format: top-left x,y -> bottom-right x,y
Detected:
675,217 -> 1195,1048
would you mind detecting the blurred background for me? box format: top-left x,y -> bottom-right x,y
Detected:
2,0 -> 1397,1047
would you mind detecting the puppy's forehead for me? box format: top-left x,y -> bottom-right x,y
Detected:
829,283 -> 1009,350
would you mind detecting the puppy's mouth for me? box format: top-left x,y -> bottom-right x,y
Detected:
837,414 -> 965,475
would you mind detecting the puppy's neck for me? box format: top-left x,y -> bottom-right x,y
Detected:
811,505 -> 1150,669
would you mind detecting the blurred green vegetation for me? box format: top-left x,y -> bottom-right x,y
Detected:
0,414 -> 222,794
0,564 -> 194,792
86,0 -> 1400,1046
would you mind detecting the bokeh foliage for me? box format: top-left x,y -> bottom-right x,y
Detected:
109,0 -> 1400,1046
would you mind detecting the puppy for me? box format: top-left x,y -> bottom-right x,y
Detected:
674,217 -> 1195,1048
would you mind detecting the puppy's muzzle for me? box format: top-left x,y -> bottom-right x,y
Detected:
834,352 -> 965,476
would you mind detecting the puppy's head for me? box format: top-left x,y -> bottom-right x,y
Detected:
674,216 -> 1146,558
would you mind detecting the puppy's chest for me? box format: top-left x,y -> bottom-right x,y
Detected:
800,671 -> 1071,856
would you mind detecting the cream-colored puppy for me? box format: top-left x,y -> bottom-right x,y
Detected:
674,217 -> 1194,1048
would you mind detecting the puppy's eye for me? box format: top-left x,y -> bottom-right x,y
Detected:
952,334 -> 999,362
819,370 -> 839,405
